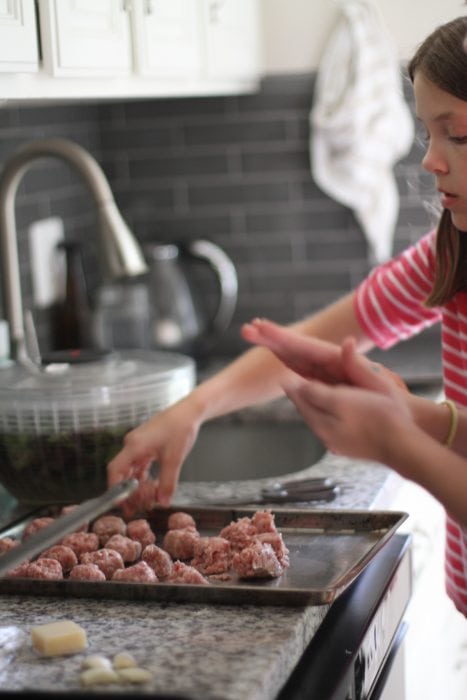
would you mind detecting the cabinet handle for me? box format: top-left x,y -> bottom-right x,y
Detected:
121,0 -> 132,12
144,0 -> 154,15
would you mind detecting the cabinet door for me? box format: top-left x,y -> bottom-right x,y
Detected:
131,0 -> 202,78
0,0 -> 39,73
203,0 -> 261,80
38,0 -> 132,77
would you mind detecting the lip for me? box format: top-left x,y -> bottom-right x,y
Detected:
439,190 -> 459,208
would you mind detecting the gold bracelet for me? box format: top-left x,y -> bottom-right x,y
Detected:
440,399 -> 459,448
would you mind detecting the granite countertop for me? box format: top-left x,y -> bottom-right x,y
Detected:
0,449 -> 399,699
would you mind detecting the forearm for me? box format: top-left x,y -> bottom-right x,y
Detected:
383,423 -> 467,527
186,291 -> 373,425
408,394 -> 467,457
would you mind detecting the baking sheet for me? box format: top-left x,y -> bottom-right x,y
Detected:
0,505 -> 407,606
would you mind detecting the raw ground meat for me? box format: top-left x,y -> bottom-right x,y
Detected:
162,527 -> 200,561
232,541 -> 284,579
251,510 -> 277,534
5,505 -> 289,586
167,561 -> 208,585
38,544 -> 78,573
22,557 -> 64,580
191,537 -> 232,575
0,537 -> 19,553
167,512 -> 196,530
6,562 -> 31,577
92,515 -> 127,545
126,519 -> 156,548
104,534 -> 142,563
219,516 -> 258,551
61,532 -> 99,557
142,544 -> 173,580
80,548 -> 125,579
69,563 -> 106,581
256,532 -> 290,568
111,560 -> 158,583
22,517 -> 55,539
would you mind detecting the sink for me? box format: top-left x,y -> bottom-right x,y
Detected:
180,415 -> 326,483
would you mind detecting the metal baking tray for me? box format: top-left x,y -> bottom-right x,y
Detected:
0,505 -> 407,607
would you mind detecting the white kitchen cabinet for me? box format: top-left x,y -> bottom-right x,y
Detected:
131,0 -> 202,79
38,0 -> 132,77
203,0 -> 261,80
0,0 -> 262,100
0,0 -> 38,73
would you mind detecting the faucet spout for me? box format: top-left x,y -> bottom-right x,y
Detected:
0,138 -> 148,365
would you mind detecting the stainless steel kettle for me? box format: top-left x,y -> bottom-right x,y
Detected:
146,239 -> 238,355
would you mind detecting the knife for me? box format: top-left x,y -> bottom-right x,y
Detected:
0,478 -> 139,578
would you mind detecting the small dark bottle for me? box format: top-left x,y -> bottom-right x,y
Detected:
50,240 -> 94,351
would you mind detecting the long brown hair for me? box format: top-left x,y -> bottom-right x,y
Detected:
408,16 -> 467,306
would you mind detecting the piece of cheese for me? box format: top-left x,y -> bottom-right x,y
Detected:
31,620 -> 88,657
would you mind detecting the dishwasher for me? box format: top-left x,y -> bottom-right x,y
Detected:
278,533 -> 412,700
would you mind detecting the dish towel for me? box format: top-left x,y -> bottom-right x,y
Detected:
310,0 -> 414,264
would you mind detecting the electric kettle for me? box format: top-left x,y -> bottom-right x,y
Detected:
146,239 -> 238,356
93,239 -> 238,357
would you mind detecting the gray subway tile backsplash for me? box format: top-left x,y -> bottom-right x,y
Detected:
0,72 -> 434,358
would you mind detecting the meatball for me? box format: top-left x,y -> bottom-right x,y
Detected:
39,545 -> 78,573
167,561 -> 208,585
0,537 -> 19,554
60,505 -> 88,532
92,515 -> 127,546
69,563 -> 106,582
80,548 -> 125,580
111,561 -> 158,583
24,557 -> 64,580
162,528 -> 200,561
142,544 -> 173,580
126,519 -> 156,548
61,532 -> 99,558
22,517 -> 55,539
167,511 -> 196,530
104,535 -> 142,563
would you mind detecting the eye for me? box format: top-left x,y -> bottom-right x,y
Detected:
449,135 -> 467,144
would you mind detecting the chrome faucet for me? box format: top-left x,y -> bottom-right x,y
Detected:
0,138 -> 148,366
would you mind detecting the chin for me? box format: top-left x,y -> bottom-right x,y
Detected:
450,212 -> 467,231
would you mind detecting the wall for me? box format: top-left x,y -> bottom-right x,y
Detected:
1,0 -> 454,360
260,0 -> 464,72
0,71 -> 436,360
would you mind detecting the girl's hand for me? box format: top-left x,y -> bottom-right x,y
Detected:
280,374 -> 411,462
242,318 -> 407,392
107,399 -> 201,517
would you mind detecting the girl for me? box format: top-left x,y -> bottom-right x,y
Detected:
108,16 -> 467,616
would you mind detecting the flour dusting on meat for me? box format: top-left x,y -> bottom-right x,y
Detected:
0,508 -> 289,584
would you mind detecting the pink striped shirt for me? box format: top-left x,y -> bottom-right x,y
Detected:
354,229 -> 467,617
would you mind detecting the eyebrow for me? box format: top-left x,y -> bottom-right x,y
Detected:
415,112 -> 467,125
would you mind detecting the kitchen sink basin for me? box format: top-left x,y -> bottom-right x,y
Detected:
180,415 -> 326,483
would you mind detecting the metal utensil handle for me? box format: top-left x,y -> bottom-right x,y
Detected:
268,477 -> 335,492
263,486 -> 340,503
0,478 -> 138,578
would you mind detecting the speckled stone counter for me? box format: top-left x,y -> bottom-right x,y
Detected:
0,450 -> 397,699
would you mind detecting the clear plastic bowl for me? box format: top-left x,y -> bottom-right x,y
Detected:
0,350 -> 195,505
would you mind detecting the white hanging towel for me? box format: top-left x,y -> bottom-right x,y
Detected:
310,0 -> 414,264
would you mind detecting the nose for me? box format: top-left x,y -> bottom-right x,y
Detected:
421,141 -> 449,174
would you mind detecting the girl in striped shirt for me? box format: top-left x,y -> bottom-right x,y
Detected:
108,16 -> 467,616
